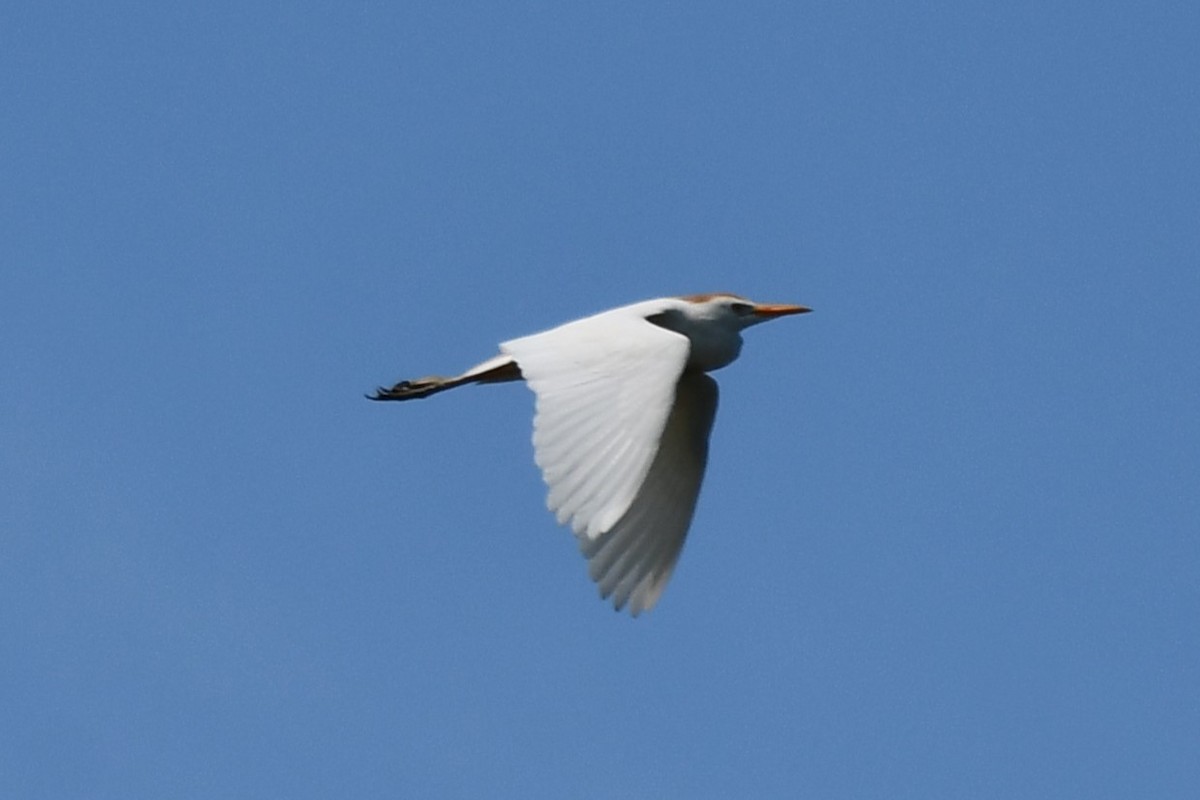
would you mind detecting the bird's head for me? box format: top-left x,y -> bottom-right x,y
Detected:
646,293 -> 810,371
677,293 -> 812,330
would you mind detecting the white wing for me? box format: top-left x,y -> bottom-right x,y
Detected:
581,372 -> 718,614
501,307 -> 718,613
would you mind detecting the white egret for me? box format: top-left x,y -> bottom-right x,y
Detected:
370,293 -> 810,615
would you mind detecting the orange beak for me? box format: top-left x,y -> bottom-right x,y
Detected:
752,303 -> 812,318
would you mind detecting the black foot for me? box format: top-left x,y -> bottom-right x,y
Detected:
365,377 -> 446,401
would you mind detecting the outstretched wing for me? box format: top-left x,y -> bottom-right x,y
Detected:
501,309 -> 717,613
581,372 -> 718,614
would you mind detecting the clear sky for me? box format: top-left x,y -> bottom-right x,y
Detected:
3,3 -> 1198,798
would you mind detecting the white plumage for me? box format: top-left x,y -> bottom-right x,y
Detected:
370,293 -> 810,615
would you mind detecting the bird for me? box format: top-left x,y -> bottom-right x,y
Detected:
369,293 -> 811,615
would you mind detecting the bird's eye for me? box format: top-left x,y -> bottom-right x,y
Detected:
729,302 -> 754,315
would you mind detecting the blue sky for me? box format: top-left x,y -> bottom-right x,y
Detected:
3,2 -> 1198,797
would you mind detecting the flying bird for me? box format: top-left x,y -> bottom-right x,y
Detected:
369,293 -> 810,615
